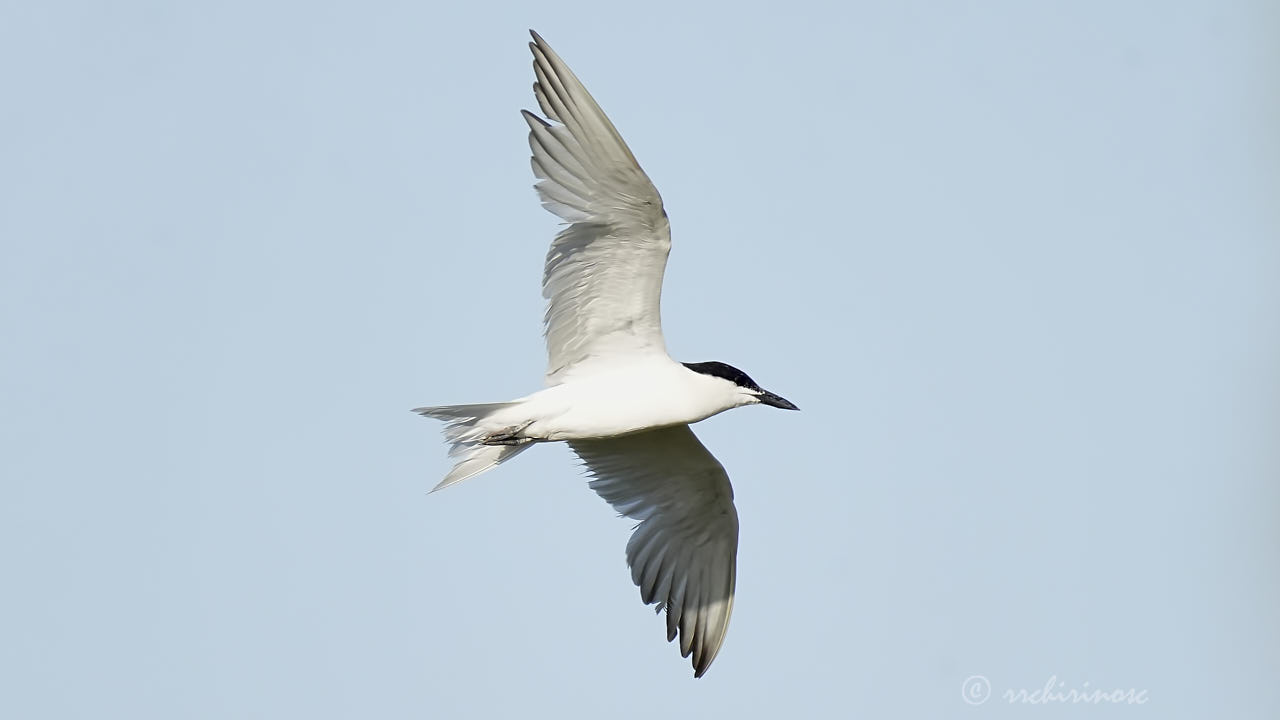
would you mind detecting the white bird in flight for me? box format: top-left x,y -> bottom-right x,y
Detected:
415,30 -> 797,678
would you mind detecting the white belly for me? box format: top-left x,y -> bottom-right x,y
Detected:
514,358 -> 732,441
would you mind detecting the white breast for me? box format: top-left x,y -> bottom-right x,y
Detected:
520,358 -> 738,441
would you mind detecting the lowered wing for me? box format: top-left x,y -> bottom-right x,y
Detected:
570,425 -> 739,678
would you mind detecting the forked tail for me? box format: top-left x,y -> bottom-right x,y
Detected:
413,402 -> 532,492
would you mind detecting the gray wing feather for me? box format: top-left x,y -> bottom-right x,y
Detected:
570,425 -> 739,678
525,31 -> 672,383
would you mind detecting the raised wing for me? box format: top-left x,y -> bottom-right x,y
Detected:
569,425 -> 739,678
524,31 -> 672,383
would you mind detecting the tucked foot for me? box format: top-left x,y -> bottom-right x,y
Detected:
480,421 -> 536,446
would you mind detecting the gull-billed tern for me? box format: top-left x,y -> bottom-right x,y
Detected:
415,30 -> 797,678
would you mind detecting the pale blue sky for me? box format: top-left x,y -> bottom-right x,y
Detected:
2,1 -> 1277,718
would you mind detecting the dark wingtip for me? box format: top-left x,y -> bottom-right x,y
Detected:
520,108 -> 550,128
692,653 -> 712,678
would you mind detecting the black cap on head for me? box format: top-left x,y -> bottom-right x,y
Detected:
683,361 -> 799,410
683,361 -> 762,391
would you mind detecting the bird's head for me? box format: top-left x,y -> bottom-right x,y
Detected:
682,361 -> 799,411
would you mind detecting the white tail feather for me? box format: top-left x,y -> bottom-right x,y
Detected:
413,402 -> 532,491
